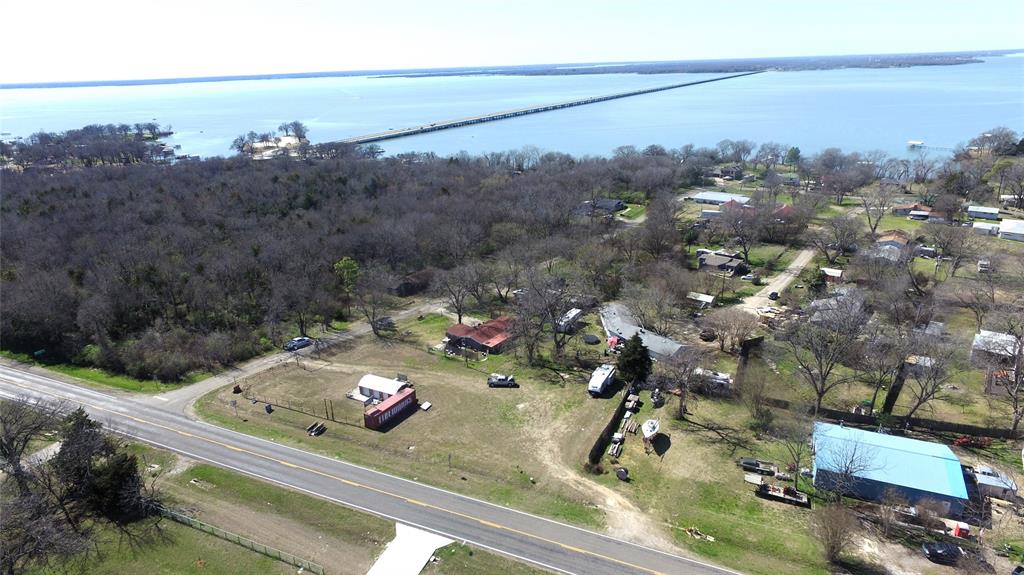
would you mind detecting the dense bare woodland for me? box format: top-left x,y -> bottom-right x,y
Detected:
2,127 -> 1022,382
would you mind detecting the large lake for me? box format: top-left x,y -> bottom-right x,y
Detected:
2,55 -> 1022,158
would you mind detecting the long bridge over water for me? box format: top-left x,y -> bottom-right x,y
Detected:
337,70 -> 763,145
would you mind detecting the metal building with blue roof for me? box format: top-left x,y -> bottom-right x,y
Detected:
813,422 -> 969,515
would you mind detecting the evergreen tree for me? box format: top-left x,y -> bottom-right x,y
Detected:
617,333 -> 652,384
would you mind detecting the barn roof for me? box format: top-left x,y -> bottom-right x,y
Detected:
813,423 -> 968,500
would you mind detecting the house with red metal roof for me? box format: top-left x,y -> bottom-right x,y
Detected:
446,316 -> 514,354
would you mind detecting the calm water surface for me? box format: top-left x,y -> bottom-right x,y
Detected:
2,56 -> 1021,158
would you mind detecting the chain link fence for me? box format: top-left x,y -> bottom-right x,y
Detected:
157,506 -> 325,575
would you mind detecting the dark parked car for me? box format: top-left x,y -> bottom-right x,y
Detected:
487,373 -> 518,388
699,329 -> 717,342
283,336 -> 313,351
768,291 -> 780,300
921,542 -> 964,565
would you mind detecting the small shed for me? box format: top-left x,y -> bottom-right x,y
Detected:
971,330 -> 1019,366
686,292 -> 715,309
971,465 -> 1018,500
973,222 -> 1000,236
352,374 -> 411,403
821,267 -> 843,283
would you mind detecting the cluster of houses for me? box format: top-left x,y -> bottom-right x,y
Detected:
892,201 -> 1024,242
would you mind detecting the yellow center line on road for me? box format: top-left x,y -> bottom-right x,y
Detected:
2,378 -> 669,575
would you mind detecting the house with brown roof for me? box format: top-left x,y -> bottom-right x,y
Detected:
446,316 -> 514,354
697,253 -> 746,275
876,230 -> 910,249
892,203 -> 927,216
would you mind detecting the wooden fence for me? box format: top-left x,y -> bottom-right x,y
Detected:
587,388 -> 631,465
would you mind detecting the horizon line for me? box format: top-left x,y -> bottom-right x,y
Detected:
2,47 -> 1021,90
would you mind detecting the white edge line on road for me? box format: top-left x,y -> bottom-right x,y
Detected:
1,364 -> 742,575
189,416 -> 742,575
108,431 -> 580,575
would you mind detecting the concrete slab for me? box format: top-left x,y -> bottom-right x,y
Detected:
366,523 -> 453,575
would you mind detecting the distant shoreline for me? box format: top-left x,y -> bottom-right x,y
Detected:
2,49 -> 1020,90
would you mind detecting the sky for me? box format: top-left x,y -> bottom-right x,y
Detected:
1,0 -> 1022,84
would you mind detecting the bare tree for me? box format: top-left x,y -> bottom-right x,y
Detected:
988,306 -> 1024,436
775,415 -> 811,489
817,434 -> 880,500
861,185 -> 896,237
656,346 -> 709,419
0,398 -> 63,496
737,362 -> 773,435
878,487 -> 908,538
353,265 -> 399,337
807,215 -> 861,265
811,505 -> 858,563
1004,163 -> 1024,209
623,280 -> 679,337
703,308 -> 758,353
857,333 -> 907,413
639,193 -> 679,258
432,269 -> 472,325
926,223 -> 980,278
488,248 -> 527,304
947,279 -> 995,331
911,151 -> 938,185
902,340 -> 958,420
784,295 -> 866,415
714,204 -> 764,263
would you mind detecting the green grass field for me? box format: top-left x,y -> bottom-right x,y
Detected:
26,519 -> 294,575
0,350 -> 194,393
621,203 -> 647,219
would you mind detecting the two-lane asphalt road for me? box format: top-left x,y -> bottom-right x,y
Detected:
0,365 -> 740,575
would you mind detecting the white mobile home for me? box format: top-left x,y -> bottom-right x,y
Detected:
967,205 -> 1001,220
555,308 -> 584,333
999,219 -> 1024,242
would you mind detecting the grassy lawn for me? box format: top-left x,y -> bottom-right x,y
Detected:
746,244 -> 798,273
196,315 -> 607,529
620,203 -> 647,219
30,445 -> 551,575
876,214 -> 926,235
27,518 -> 294,575
424,543 -> 553,575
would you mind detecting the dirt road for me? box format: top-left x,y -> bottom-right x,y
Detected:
149,299 -> 449,414
738,248 -> 816,314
